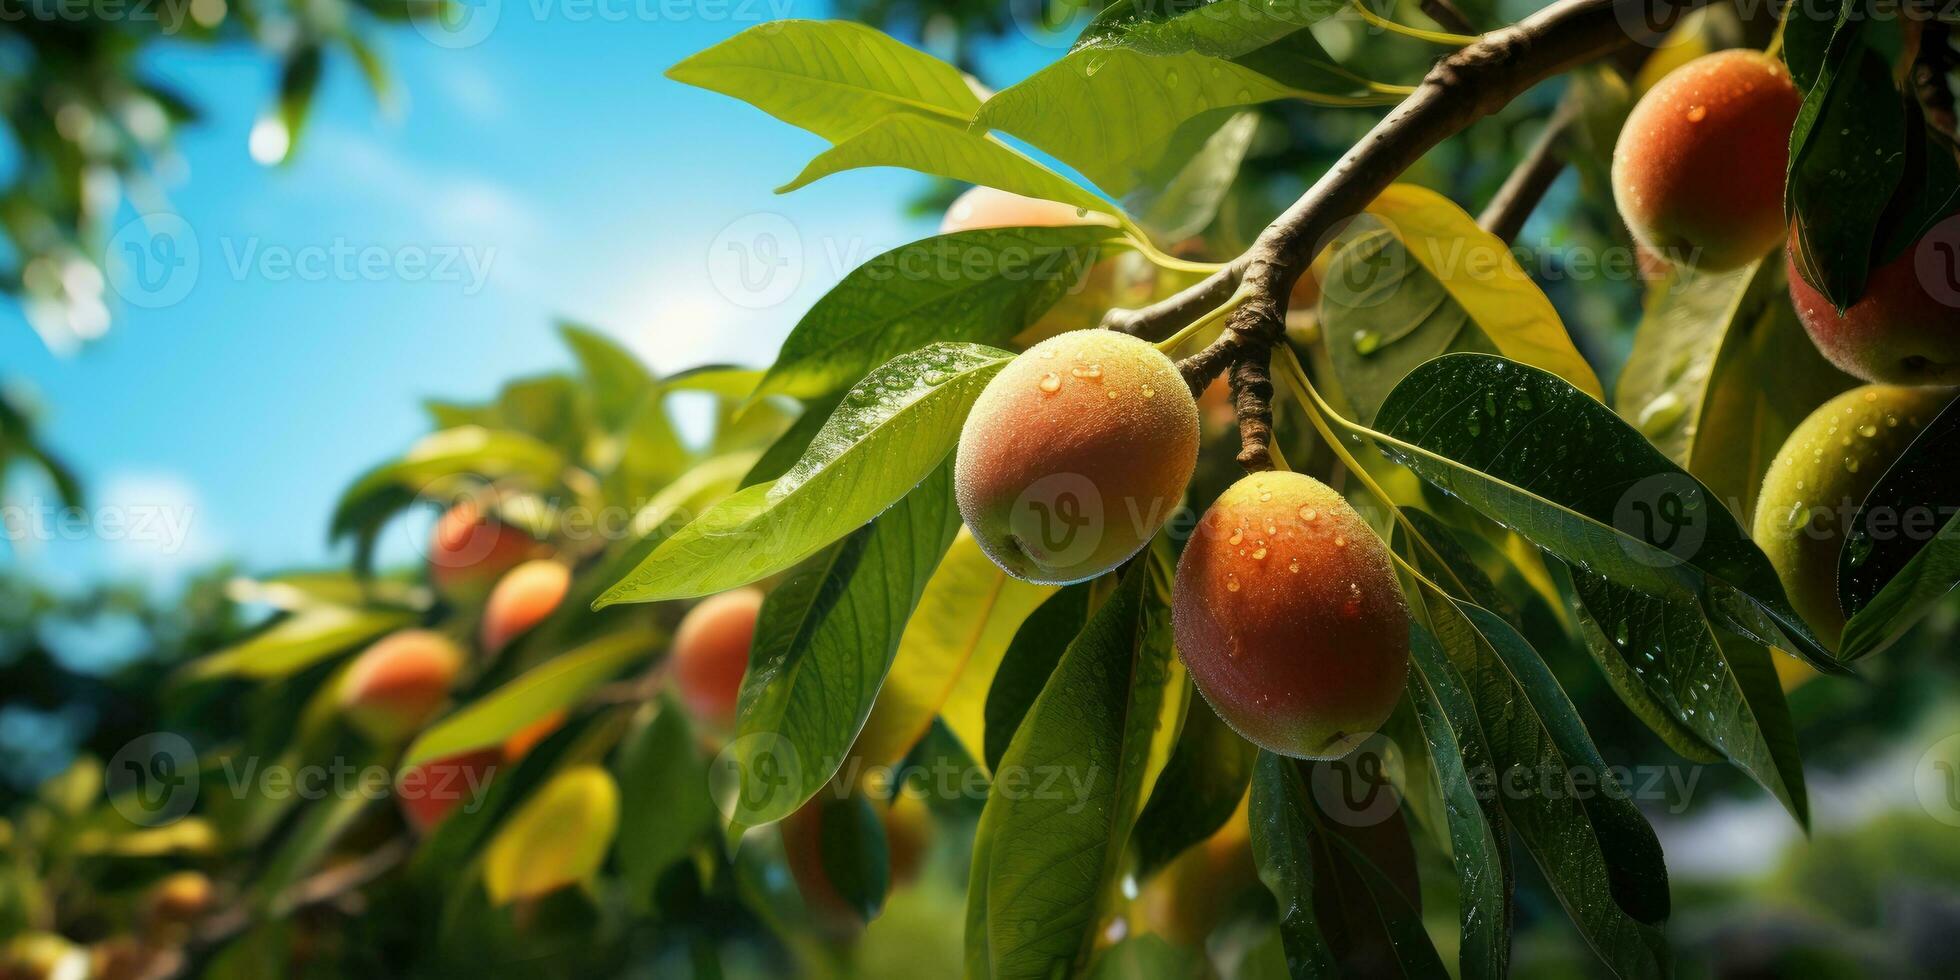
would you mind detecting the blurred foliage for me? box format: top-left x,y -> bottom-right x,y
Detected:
0,0 -> 413,350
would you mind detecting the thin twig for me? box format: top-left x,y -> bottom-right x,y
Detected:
1478,101 -> 1578,243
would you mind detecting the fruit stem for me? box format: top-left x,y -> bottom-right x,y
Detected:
1348,0 -> 1482,46
1273,344 -> 1477,600
1116,226 -> 1228,276
1155,288 -> 1246,355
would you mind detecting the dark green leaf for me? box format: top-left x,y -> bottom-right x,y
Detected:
1132,693 -> 1256,880
1405,628 -> 1512,980
1372,352 -> 1844,674
1786,7 -> 1907,308
1840,511 -> 1960,659
817,793 -> 890,922
1841,392 -> 1960,618
1564,566 -> 1809,827
982,583 -> 1091,772
721,464 -> 960,828
968,562 -> 1174,978
1414,589 -> 1670,979
616,696 -> 715,908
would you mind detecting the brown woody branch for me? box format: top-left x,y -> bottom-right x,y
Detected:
1130,0 -> 1695,470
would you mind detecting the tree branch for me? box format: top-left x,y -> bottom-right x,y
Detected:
1420,0 -> 1479,35
1147,0 -> 1694,467
1477,100 -> 1577,243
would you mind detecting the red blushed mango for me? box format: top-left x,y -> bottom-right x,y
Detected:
428,501 -> 542,601
396,748 -> 503,834
672,588 -> 763,727
1173,472 -> 1409,760
1788,222 -> 1960,386
1612,50 -> 1799,271
481,559 -> 571,653
340,630 -> 464,744
955,329 -> 1200,584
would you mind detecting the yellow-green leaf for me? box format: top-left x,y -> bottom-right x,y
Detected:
666,20 -> 980,144
400,630 -> 654,772
483,764 -> 620,905
778,115 -> 1120,225
181,606 -> 412,681
854,529 -> 1054,769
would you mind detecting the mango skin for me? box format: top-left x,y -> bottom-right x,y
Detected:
1612,50 -> 1800,271
1138,797 -> 1257,945
481,559 -> 571,653
672,588 -> 763,727
1789,223 -> 1960,386
940,186 -> 1119,347
956,330 -> 1200,584
1753,385 -> 1948,645
428,501 -> 542,601
339,630 -> 464,744
1173,472 -> 1408,760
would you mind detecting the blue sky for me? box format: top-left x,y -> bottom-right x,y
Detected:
1,6 -> 1061,590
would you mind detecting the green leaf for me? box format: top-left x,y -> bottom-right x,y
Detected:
722,464 -> 960,828
1371,352 -> 1843,673
1413,591 -> 1670,979
1322,184 -> 1603,424
1132,694 -> 1256,880
753,227 -> 1114,401
665,364 -> 765,399
968,562 -> 1174,978
975,0 -> 1362,196
1840,511 -> 1960,659
400,629 -> 653,771
1840,393 -> 1960,617
1616,257 -> 1853,523
1248,752 -> 1444,978
596,343 -> 1008,605
1838,393 -> 1960,655
816,793 -> 891,922
777,115 -> 1119,223
1405,629 -> 1512,980
742,393 -> 841,488
1786,7 -> 1907,308
1129,110 -> 1261,243
982,584 -> 1091,772
559,322 -> 655,431
1565,566 -> 1810,826
182,606 -> 413,681
329,426 -> 568,572
666,20 -> 981,143
616,696 -> 715,908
